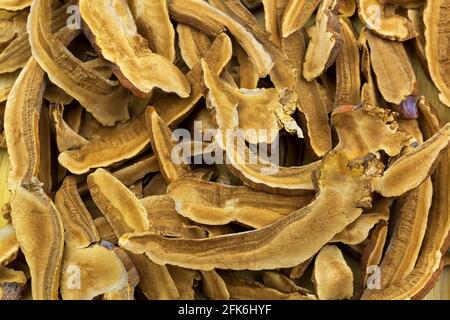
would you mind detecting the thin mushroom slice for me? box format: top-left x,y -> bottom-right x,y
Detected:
281,0 -> 322,38
167,178 -> 314,228
358,0 -> 418,41
331,213 -> 388,245
365,30 -> 417,105
50,103 -> 88,152
0,267 -> 27,300
168,0 -> 273,77
167,266 -> 199,300
60,244 -> 128,300
94,217 -> 118,245
129,0 -> 175,62
176,24 -> 212,69
263,271 -> 311,295
241,0 -> 262,9
111,154 -> 159,187
54,176 -> 100,249
424,0 -> 450,107
0,0 -> 31,11
200,270 -> 230,300
0,224 -> 19,268
58,114 -> 150,175
312,245 -> 354,300
79,0 -> 190,98
118,150 -> 382,271
28,0 -> 130,126
0,70 -> 20,103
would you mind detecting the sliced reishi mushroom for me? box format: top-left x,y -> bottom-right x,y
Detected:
0,267 -> 27,300
281,0 -> 322,38
0,0 -> 31,11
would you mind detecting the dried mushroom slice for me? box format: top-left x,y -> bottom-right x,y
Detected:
58,114 -> 150,175
365,31 -> 416,105
335,17 -> 360,108
79,0 -> 190,98
0,224 -> 19,268
118,151 -> 381,271
167,178 -> 314,228
28,0 -> 130,126
263,271 -> 311,295
51,103 -> 88,152
358,0 -> 418,41
200,270 -> 230,300
10,185 -> 64,300
60,245 -> 128,300
167,266 -> 199,300
303,10 -> 342,81
0,267 -> 27,300
111,154 -> 159,187
424,0 -> 450,107
221,272 -> 315,300
331,213 -> 388,245
129,0 -> 175,62
312,245 -> 353,300
146,107 -> 192,183
176,24 -> 212,69
0,70 -> 20,103
168,0 -> 273,77
54,176 -> 100,248
281,0 -> 321,38
152,32 -> 232,127
339,0 -> 357,16
241,0 -> 262,9
0,0 -> 31,11
94,217 -> 118,245
379,0 -> 425,8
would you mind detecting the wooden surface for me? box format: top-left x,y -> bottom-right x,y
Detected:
0,50 -> 448,300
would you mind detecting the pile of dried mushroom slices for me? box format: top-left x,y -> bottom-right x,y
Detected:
0,0 -> 450,301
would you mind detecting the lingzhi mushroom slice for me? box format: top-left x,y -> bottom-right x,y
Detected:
0,0 -> 30,11
0,224 -> 19,268
79,0 -> 190,98
0,267 -> 27,300
281,0 -> 322,38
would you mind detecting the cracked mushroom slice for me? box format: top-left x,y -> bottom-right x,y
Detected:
146,107 -> 192,184
79,0 -> 190,98
0,224 -> 19,268
87,168 -> 179,300
50,103 -> 88,152
0,267 -> 27,300
0,0 -> 30,11
424,0 -> 450,107
358,0 -> 418,41
10,185 -> 64,300
60,244 -> 128,300
335,17 -> 360,108
365,31 -> 416,105
281,0 -> 321,38
58,114 -> 150,175
303,10 -> 343,81
166,178 -> 314,228
152,32 -> 232,127
28,0 -> 130,126
118,150 -> 382,271
54,176 -> 100,249
168,0 -> 273,77
129,0 -> 175,62
312,245 -> 354,300
362,98 -> 450,299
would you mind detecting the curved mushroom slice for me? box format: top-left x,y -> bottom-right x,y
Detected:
10,185 -> 64,300
129,0 -> 175,62
358,0 -> 418,41
312,245 -> 354,300
167,178 -> 314,228
335,17 -> 360,108
168,0 -> 273,77
263,271 -> 311,295
0,70 -> 20,103
58,114 -> 150,175
176,24 -> 212,69
167,266 -> 199,300
221,272 -> 316,300
362,98 -> 450,299
54,176 -> 100,249
331,213 -> 388,245
373,123 -> 450,197
60,245 -> 128,300
424,0 -> 450,107
407,9 -> 428,77
236,44 -> 259,89
28,0 -> 130,126
0,267 -> 27,300
44,84 -> 73,105
331,104 -> 412,159
4,59 -> 45,189
359,31 -> 379,107
200,270 -> 230,300
141,195 -> 207,239
379,0 -> 425,8
146,107 -> 192,183
281,0 -> 321,38
79,0 -> 190,98
303,10 -> 343,81
365,30 -> 416,105
51,103 -> 88,152
241,0 -> 262,9
94,217 -> 118,245
118,151 -> 381,271
143,173 -> 168,197
339,0 -> 357,16
87,168 -> 178,300
0,0 -> 30,11
0,224 -> 19,268
111,154 -> 159,187
152,32 -> 232,127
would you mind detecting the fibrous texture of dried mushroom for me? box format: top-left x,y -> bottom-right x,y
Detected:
0,0 -> 450,301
